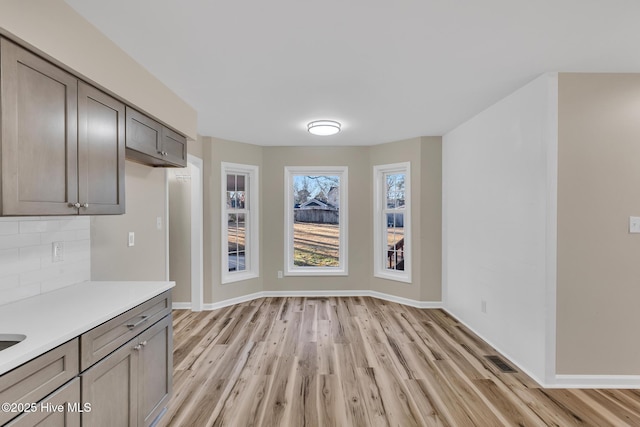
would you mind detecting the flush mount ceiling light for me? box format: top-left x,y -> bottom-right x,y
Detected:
307,120 -> 341,136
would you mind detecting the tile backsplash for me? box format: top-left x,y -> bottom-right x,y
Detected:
0,217 -> 90,306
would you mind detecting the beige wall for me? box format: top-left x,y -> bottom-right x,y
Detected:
203,137 -> 264,303
168,165 -> 193,303
189,136 -> 205,159
196,137 -> 442,303
368,137 -> 442,301
420,137 -> 442,301
91,161 -> 167,281
168,137 -> 205,304
0,0 -> 197,139
369,138 -> 423,300
262,146 -> 372,293
90,135 -> 442,304
557,73 -> 640,374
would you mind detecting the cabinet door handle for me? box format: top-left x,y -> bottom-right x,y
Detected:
82,203 -> 89,208
133,344 -> 142,351
69,202 -> 81,208
126,315 -> 149,330
140,340 -> 147,347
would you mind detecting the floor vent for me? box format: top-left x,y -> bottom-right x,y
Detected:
485,355 -> 517,373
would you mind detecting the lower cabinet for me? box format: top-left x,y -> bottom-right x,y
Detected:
5,379 -> 81,427
138,316 -> 173,426
0,291 -> 172,427
0,339 -> 79,426
81,314 -> 173,427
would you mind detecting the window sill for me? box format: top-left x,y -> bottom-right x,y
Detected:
285,267 -> 348,277
374,271 -> 412,284
222,271 -> 259,284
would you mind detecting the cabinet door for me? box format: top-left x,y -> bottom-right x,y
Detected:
125,107 -> 163,162
138,315 -> 173,427
0,38 -> 78,215
160,127 -> 187,167
5,378 -> 81,427
78,82 -> 125,215
81,339 -> 138,427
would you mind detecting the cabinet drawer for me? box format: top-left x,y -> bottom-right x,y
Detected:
0,339 -> 79,426
80,291 -> 171,371
5,377 -> 81,427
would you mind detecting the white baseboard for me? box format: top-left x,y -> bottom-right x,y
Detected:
172,302 -> 192,310
262,290 -> 443,309
262,290 -> 365,298
185,290 -> 442,312
441,308 -> 640,389
442,307 -> 547,388
368,290 -> 443,309
203,291 -> 265,311
549,375 -> 640,389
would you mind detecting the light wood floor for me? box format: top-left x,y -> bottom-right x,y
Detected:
159,297 -> 640,426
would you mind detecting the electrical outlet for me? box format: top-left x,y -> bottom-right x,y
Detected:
128,232 -> 135,247
481,300 -> 487,314
156,216 -> 162,230
630,216 -> 640,233
277,271 -> 283,279
52,241 -> 64,262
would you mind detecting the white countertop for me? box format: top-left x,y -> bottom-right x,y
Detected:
0,280 -> 174,375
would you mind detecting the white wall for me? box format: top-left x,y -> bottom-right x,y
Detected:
0,217 -> 91,305
443,73 -> 557,384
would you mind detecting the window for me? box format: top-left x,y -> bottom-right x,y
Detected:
285,166 -> 348,276
373,162 -> 411,283
221,162 -> 259,284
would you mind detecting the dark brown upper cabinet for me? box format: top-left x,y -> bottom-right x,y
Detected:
0,38 -> 125,215
125,107 -> 187,167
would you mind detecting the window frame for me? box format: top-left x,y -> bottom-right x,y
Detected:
373,162 -> 411,283
284,166 -> 348,276
221,162 -> 259,284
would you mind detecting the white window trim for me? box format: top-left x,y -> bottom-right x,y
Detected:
373,162 -> 411,283
221,162 -> 259,284
284,166 -> 348,276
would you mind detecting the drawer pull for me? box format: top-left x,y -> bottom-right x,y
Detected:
133,344 -> 142,351
126,315 -> 149,330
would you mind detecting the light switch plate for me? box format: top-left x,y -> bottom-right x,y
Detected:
128,232 -> 135,247
156,216 -> 162,230
630,217 -> 640,233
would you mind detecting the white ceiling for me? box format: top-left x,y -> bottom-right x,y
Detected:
65,0 -> 640,146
